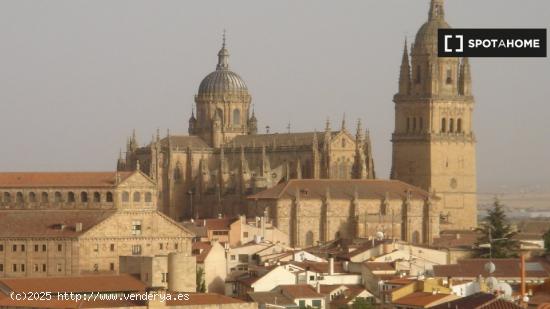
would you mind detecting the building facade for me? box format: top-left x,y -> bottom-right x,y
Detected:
248,179 -> 440,247
118,40 -> 376,222
390,0 -> 477,230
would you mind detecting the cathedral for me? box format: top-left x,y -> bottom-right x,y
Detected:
118,0 -> 477,231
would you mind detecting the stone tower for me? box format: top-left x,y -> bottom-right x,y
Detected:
391,0 -> 477,230
190,33 -> 254,147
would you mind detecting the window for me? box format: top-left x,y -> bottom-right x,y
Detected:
34,244 -> 39,252
93,192 -> 100,203
122,192 -> 130,202
93,244 -> 99,252
110,263 -> 115,271
21,245 -> 25,252
131,221 -> 142,235
16,192 -> 23,203
0,264 -> 3,272
441,118 -> 447,133
54,191 -> 63,203
161,273 -> 167,283
110,244 -> 115,252
446,68 -> 453,84
132,245 -> 142,255
93,264 -> 99,272
34,264 -> 39,272
3,192 -> 11,203
406,118 -> 410,133
415,66 -> 421,84
419,117 -> 423,132
21,264 -> 25,272
233,108 -> 241,126
41,192 -> 48,203
230,255 -> 236,261
449,118 -> 455,133
57,264 -> 62,272
299,300 -> 306,308
457,118 -> 463,133
159,243 -> 164,250
106,192 -> 113,202
80,192 -> 88,203
42,264 -> 46,272
174,243 -> 178,250
213,231 -> 228,236
13,264 -> 17,272
68,192 -> 75,203
312,300 -> 322,308
29,192 -> 36,202
12,245 -> 17,252
309,275 -> 315,280
42,244 -> 47,252
133,192 -> 140,202
145,192 -> 152,203
238,254 -> 249,263
243,232 -> 248,238
0,244 -> 3,252
57,244 -> 63,252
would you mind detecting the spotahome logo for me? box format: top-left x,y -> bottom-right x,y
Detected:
438,29 -> 547,57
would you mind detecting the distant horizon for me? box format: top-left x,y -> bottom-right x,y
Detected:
0,0 -> 549,192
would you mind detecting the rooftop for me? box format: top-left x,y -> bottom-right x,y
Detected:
0,171 -> 132,188
433,259 -> 550,279
0,274 -> 146,293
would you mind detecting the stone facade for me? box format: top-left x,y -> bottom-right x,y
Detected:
0,171 -> 194,279
390,0 -> 477,230
118,42 -> 375,222
248,179 -> 440,248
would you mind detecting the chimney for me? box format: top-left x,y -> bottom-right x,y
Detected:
316,282 -> 321,293
75,222 -> 83,232
329,257 -> 334,275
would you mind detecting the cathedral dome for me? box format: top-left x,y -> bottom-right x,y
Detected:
413,0 -> 450,55
198,39 -> 249,96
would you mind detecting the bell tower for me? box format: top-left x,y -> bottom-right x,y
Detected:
391,0 -> 477,230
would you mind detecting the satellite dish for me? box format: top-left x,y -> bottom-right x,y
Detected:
376,231 -> 384,240
484,262 -> 496,274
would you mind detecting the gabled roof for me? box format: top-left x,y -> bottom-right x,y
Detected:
249,179 -> 431,200
192,241 -> 213,263
0,210 -> 115,238
431,292 -> 522,309
278,285 -> 324,299
392,292 -> 454,307
433,259 -> 550,279
0,171 -> 133,188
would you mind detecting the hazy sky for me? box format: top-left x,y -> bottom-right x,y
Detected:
0,0 -> 548,191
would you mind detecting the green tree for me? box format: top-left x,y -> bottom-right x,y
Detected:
475,198 -> 519,258
544,227 -> 550,254
196,267 -> 206,292
349,297 -> 374,309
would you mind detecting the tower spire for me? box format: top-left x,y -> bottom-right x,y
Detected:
399,38 -> 411,95
341,113 -> 347,131
217,30 -> 230,70
429,0 -> 445,21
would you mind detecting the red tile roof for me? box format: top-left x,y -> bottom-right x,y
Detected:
167,293 -> 245,305
192,241 -> 213,263
433,259 -> 550,279
431,292 -> 522,309
364,262 -> 396,272
278,285 -> 323,299
392,292 -> 452,307
0,210 -> 115,237
248,179 -> 432,200
0,274 -> 146,293
0,172 -> 133,188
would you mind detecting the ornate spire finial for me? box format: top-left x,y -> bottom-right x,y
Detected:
222,29 -> 226,48
429,0 -> 445,21
325,117 -> 331,132
341,113 -> 347,131
216,30 -> 230,70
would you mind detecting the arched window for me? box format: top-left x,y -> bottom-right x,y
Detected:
441,118 -> 447,133
412,231 -> 421,244
54,192 -> 63,203
406,118 -> 410,133
106,192 -> 113,203
93,192 -> 100,203
80,192 -> 88,203
122,192 -> 130,202
305,231 -> 314,247
419,117 -> 423,132
412,118 -> 417,132
233,109 -> 241,126
449,118 -> 455,133
145,192 -> 152,203
457,118 -> 463,133
16,192 -> 23,203
41,192 -> 48,203
133,192 -> 141,202
446,68 -> 453,84
29,192 -> 36,203
3,192 -> 11,203
215,108 -> 224,123
68,192 -> 75,203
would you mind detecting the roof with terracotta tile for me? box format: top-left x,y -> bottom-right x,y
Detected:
201,218 -> 238,230
0,172 -> 133,188
431,292 -> 522,309
0,210 -> 115,238
167,293 -> 246,305
433,259 -> 550,279
278,285 -> 324,299
0,274 -> 146,293
248,179 -> 432,200
392,291 -> 453,307
248,291 -> 296,306
364,262 -> 396,272
192,241 -> 213,263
